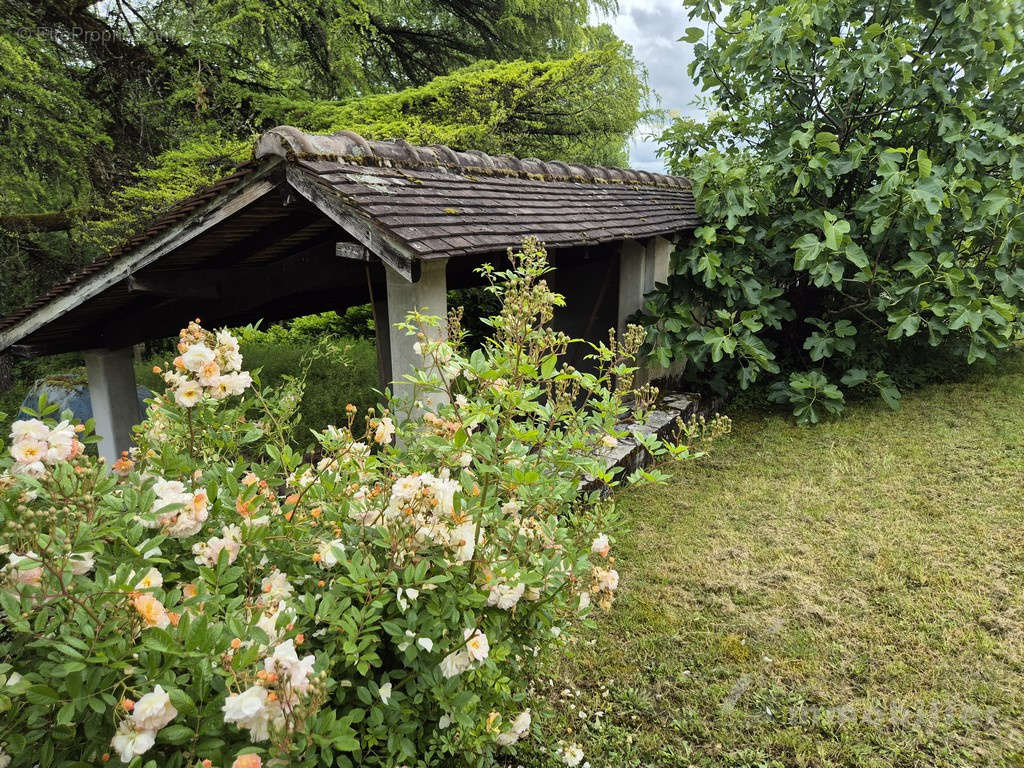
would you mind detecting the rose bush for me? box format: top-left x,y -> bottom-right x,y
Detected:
0,240 -> 701,768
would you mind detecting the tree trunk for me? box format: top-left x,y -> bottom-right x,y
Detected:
0,210 -> 96,234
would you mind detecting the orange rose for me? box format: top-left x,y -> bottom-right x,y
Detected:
132,593 -> 170,629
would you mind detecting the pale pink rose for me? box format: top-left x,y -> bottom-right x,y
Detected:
6,553 -> 43,587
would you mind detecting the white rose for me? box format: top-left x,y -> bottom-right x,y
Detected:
174,380 -> 204,408
133,685 -> 177,731
439,650 -> 470,679
594,568 -> 619,592
450,520 -> 476,563
135,567 -> 163,590
560,743 -> 585,767
464,628 -> 489,662
69,552 -> 95,575
374,416 -> 395,445
48,420 -> 75,448
220,371 -> 252,396
11,419 -> 49,443
180,343 -> 216,373
264,639 -> 315,693
255,601 -> 292,646
495,708 -> 532,746
511,709 -> 531,735
16,460 -> 46,477
317,539 -> 345,568
260,570 -> 293,603
10,439 -> 47,466
486,582 -> 525,611
110,722 -> 156,763
222,684 -> 268,725
152,479 -> 186,498
501,499 -> 522,516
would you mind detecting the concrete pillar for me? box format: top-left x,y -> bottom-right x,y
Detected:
84,347 -> 141,466
618,237 -> 676,332
385,258 -> 448,408
650,236 -> 673,287
617,239 -> 647,332
619,236 -> 682,385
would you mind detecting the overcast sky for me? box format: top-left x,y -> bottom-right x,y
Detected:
595,0 -> 704,172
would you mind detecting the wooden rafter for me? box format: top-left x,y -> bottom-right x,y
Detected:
0,161 -> 284,351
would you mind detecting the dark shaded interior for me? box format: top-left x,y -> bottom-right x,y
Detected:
11,185 -> 622,359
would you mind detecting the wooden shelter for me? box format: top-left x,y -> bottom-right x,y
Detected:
0,126 -> 698,463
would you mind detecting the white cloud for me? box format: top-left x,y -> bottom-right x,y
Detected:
594,0 -> 706,172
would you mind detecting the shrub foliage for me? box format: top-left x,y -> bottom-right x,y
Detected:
647,0 -> 1024,422
0,243 -> 699,767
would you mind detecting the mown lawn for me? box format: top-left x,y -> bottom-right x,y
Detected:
525,356 -> 1024,768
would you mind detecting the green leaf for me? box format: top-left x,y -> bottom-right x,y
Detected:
167,688 -> 197,716
56,701 -> 76,726
680,26 -> 705,43
158,725 -> 194,745
979,189 -> 1010,217
917,148 -> 932,177
141,628 -> 179,654
879,384 -> 902,410
844,243 -> 869,269
840,368 -> 868,387
888,312 -> 921,339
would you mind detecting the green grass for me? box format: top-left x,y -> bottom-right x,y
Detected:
524,355 -> 1024,768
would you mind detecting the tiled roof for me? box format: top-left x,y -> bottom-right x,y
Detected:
0,127 -> 697,343
256,126 -> 697,260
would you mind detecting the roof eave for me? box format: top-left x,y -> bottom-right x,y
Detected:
0,158 -> 285,353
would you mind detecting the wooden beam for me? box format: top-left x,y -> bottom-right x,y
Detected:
337,242 -> 371,262
0,160 -> 284,352
128,275 -> 222,299
71,226 -> 343,353
9,344 -> 43,357
285,167 -> 422,283
205,205 -> 325,268
98,242 -> 360,349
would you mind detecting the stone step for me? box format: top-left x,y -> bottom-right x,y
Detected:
580,391 -> 721,496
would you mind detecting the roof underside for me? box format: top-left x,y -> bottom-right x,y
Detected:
0,126 -> 698,355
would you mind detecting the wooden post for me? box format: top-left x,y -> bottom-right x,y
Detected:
0,352 -> 12,393
364,264 -> 393,394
